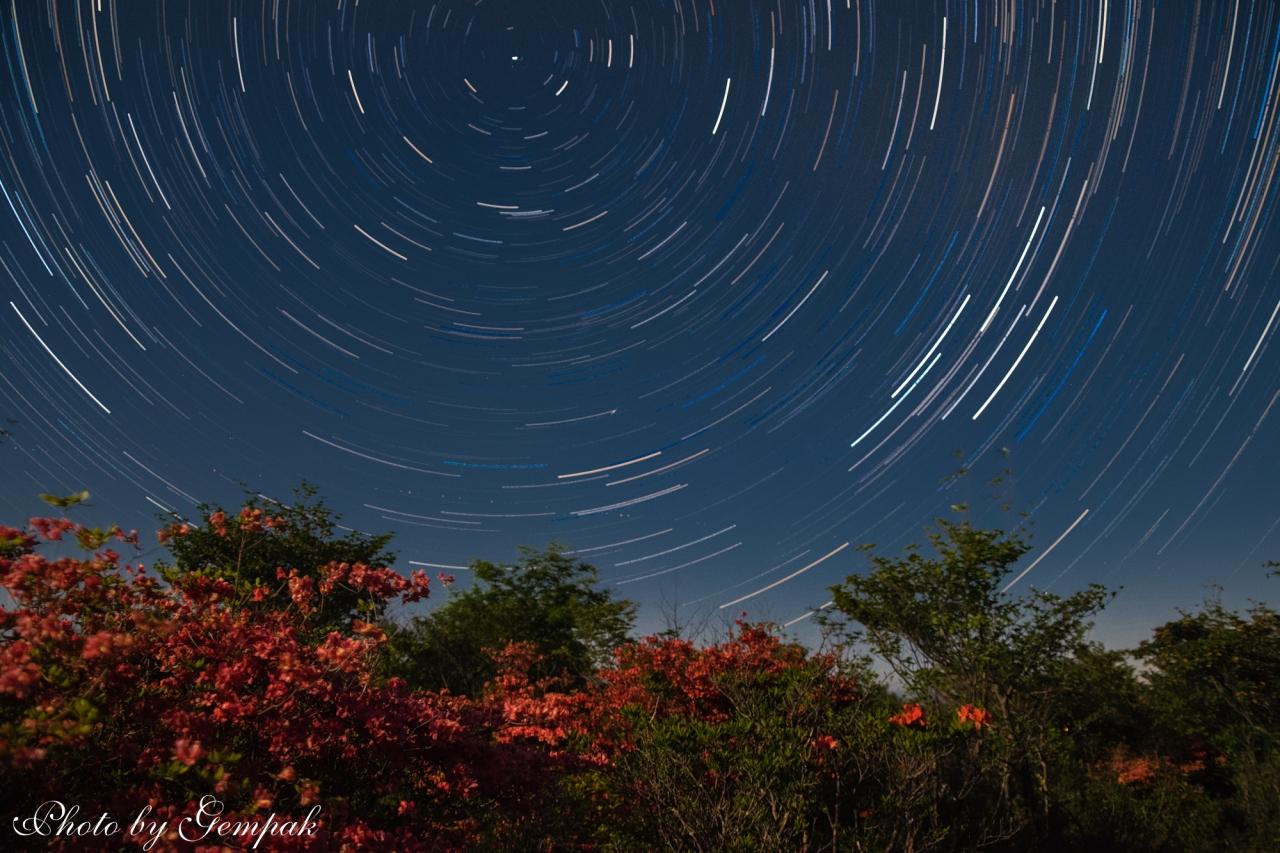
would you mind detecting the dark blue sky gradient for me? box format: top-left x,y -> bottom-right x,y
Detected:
2,1 -> 1278,644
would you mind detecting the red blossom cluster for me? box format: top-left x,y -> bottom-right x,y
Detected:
483,642 -> 590,757
812,734 -> 841,751
154,521 -> 193,544
195,506 -> 288,540
578,621 -> 858,754
889,703 -> 927,729
1105,745 -> 1219,786
957,704 -> 993,730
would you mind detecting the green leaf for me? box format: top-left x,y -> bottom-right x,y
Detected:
76,526 -> 114,550
39,489 -> 90,509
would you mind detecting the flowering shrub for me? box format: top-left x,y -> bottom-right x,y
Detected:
559,622 -> 866,849
0,515 -> 572,850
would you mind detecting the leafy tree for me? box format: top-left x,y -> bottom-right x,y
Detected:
155,482 -> 397,634
1048,643 -> 1151,761
1133,575 -> 1280,850
825,518 -> 1112,709
822,518 -> 1115,847
391,544 -> 635,696
1137,578 -> 1280,756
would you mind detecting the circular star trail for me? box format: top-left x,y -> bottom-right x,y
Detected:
2,1 -> 1279,638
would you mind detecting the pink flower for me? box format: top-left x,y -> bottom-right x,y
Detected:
172,738 -> 204,766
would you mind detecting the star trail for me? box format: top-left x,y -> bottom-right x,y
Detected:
2,0 -> 1278,641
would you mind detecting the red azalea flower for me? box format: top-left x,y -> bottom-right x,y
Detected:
957,704 -> 993,730
208,510 -> 229,537
889,703 -> 927,728
238,506 -> 264,533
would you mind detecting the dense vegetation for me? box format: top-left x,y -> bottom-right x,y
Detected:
1,486 -> 1275,850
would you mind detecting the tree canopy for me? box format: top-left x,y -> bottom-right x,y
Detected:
391,543 -> 636,696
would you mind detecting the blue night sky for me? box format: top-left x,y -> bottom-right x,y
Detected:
2,1 -> 1277,647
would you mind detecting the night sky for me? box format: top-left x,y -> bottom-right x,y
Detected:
2,1 -> 1278,644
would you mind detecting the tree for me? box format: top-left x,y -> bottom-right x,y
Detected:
391,544 -> 635,696
822,517 -> 1115,847
825,518 -> 1112,706
1136,576 -> 1280,756
155,482 -> 396,634
1133,575 -> 1280,850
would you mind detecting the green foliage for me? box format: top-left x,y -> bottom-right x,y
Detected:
1048,643 -> 1150,760
825,519 -> 1111,707
390,543 -> 635,695
812,516 -> 1280,850
1053,764 -> 1225,853
38,489 -> 90,509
